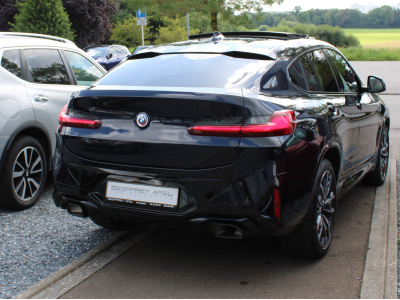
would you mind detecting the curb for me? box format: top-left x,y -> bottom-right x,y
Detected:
360,158 -> 397,299
13,225 -> 158,299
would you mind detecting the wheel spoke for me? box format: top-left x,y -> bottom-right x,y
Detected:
28,178 -> 40,190
27,179 -> 34,197
13,170 -> 24,178
14,178 -> 24,194
30,157 -> 42,173
21,178 -> 27,199
23,149 -> 30,168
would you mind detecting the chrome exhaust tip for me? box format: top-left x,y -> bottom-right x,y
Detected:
66,204 -> 87,218
212,223 -> 246,239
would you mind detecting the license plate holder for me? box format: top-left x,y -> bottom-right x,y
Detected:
105,181 -> 179,208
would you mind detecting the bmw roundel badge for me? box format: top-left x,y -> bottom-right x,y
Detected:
136,112 -> 150,128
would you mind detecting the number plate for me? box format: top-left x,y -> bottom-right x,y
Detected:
106,181 -> 179,208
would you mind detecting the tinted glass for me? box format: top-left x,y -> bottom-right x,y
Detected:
261,69 -> 288,91
109,47 -> 118,57
96,54 -> 275,88
306,50 -> 338,92
1,50 -> 22,78
289,59 -> 307,90
64,51 -> 104,86
116,47 -> 125,55
301,56 -> 321,92
86,47 -> 108,57
326,49 -> 358,93
24,49 -> 69,84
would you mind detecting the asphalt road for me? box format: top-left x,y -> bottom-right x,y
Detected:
60,183 -> 375,299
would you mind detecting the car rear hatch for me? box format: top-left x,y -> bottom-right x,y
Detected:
62,86 -> 244,169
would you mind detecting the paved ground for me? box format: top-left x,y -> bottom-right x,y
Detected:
60,182 -> 375,299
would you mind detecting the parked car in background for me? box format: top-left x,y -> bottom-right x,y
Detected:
53,31 -> 389,259
84,45 -> 130,71
0,32 -> 106,210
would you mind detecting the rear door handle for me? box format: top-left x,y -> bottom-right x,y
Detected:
34,94 -> 49,103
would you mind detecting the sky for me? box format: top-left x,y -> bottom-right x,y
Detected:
262,0 -> 400,12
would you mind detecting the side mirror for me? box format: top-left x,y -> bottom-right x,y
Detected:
367,76 -> 386,93
107,53 -> 113,60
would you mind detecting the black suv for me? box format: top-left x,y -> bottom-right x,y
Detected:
53,32 -> 389,258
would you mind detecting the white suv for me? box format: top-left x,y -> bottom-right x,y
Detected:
0,32 -> 106,210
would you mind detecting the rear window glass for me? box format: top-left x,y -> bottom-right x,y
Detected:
86,47 -> 108,57
1,50 -> 22,78
95,54 -> 275,88
24,49 -> 69,84
306,50 -> 338,92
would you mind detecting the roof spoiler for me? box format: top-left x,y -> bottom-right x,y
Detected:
189,31 -> 308,40
0,32 -> 76,46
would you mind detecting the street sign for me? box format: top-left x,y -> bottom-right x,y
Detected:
136,9 -> 147,26
136,9 -> 146,18
137,17 -> 147,26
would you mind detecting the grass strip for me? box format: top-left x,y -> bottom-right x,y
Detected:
339,47 -> 400,61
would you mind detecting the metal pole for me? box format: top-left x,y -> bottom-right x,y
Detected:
141,25 -> 144,46
186,13 -> 190,40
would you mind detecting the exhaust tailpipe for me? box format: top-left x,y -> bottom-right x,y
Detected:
212,223 -> 247,239
66,204 -> 87,218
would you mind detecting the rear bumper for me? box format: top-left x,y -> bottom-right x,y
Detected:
53,143 -> 299,237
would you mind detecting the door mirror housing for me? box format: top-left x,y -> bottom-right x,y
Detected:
107,53 -> 113,60
367,76 -> 386,93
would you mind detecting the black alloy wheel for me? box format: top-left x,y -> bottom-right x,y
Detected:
0,136 -> 47,210
280,159 -> 336,258
363,125 -> 389,186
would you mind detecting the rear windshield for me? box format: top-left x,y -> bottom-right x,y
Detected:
95,54 -> 275,88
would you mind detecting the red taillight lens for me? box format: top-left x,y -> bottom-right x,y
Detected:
273,188 -> 280,219
59,105 -> 102,129
187,110 -> 296,138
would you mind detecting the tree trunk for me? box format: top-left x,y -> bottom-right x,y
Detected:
211,11 -> 218,32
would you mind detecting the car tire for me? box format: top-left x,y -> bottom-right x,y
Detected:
0,136 -> 47,210
90,213 -> 139,231
362,125 -> 389,186
279,159 -> 336,259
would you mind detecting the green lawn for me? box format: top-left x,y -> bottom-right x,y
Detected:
343,28 -> 400,45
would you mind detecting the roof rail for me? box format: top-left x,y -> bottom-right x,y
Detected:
189,31 -> 308,40
0,32 -> 76,46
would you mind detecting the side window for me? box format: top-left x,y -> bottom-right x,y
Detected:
325,49 -> 358,93
116,47 -> 125,55
1,50 -> 22,78
261,69 -> 289,92
301,55 -> 322,92
109,47 -> 118,57
306,50 -> 338,92
288,59 -> 307,91
64,51 -> 104,86
24,49 -> 69,84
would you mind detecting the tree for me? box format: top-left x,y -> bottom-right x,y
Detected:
0,0 -> 17,31
154,15 -> 199,44
62,0 -> 118,48
273,16 -> 281,26
11,0 -> 74,40
312,15 -> 321,25
109,17 -> 151,48
258,24 -> 268,31
322,13 -> 332,26
124,0 -> 284,32
297,11 -> 310,24
366,6 -> 394,28
287,13 -> 296,22
293,6 -> 301,15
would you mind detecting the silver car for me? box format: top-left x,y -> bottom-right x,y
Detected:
0,32 -> 106,210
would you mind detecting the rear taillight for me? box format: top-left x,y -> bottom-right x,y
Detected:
59,105 -> 102,129
187,110 -> 296,138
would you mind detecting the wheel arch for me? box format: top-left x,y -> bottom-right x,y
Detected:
0,123 -> 52,175
323,147 -> 341,182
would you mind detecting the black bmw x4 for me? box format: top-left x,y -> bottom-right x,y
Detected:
53,31 -> 389,258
